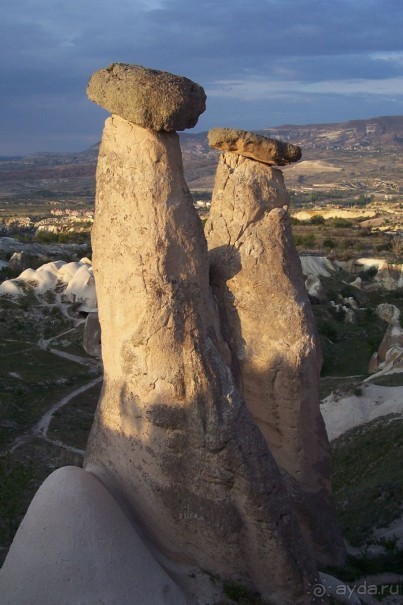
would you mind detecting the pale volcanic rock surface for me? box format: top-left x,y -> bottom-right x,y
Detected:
83,115 -> 320,604
208,127 -> 302,165
0,466 -> 186,605
205,150 -> 345,566
87,63 -> 206,131
0,258 -> 96,312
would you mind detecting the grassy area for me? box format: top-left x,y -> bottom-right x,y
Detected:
0,340 -> 97,450
310,274 -> 403,378
0,438 -> 83,565
331,416 -> 403,546
291,216 -> 393,258
0,286 -> 101,562
48,382 -> 101,450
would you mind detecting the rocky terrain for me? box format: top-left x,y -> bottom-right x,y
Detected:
2,248 -> 403,600
0,115 -> 402,215
1,66 -> 403,604
0,64 -> 337,605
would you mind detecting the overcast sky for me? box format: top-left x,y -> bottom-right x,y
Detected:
1,0 -> 403,155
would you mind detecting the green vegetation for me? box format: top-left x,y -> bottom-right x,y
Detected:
191,190 -> 211,201
310,214 -> 325,225
290,214 -> 394,257
0,454 -> 33,548
0,288 -> 101,562
48,382 -> 101,450
0,339 -> 95,449
310,272 -> 403,377
0,439 -> 82,565
326,545 -> 403,585
331,416 -> 403,546
293,233 -> 316,248
35,230 -> 90,245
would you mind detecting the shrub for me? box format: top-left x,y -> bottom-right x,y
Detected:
310,214 -> 325,225
294,233 -> 316,249
289,215 -> 301,225
43,290 -> 56,304
358,265 -> 378,283
323,238 -> 336,249
332,218 -> 353,228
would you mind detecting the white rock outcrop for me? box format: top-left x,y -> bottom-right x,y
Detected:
0,259 -> 96,312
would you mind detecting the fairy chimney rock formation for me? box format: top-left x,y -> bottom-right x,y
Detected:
208,127 -> 302,165
87,63 -> 206,131
83,67 -> 324,603
205,129 -> 345,566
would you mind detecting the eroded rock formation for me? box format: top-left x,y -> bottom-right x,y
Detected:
87,63 -> 206,131
369,303 -> 403,375
208,127 -> 302,165
0,66 -> 343,605
84,108 -> 319,604
205,130 -> 345,566
0,466 -> 186,605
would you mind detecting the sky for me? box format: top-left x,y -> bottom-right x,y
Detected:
1,0 -> 403,155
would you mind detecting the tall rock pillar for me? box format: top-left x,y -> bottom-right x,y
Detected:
206,128 -> 346,566
84,65 -> 322,604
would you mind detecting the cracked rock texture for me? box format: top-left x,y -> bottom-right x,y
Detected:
87,63 -> 206,131
208,127 -> 302,165
205,151 -> 346,566
84,115 -> 321,604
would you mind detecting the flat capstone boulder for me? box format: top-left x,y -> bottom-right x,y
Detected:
87,63 -> 206,131
208,127 -> 302,165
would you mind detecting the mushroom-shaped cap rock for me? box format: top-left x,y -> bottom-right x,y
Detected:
208,128 -> 302,166
87,63 -> 206,132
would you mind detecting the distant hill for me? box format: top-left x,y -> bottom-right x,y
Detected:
0,115 -> 402,202
261,115 -> 403,152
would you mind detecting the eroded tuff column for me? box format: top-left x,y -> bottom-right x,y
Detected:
84,65 -> 321,604
206,128 -> 346,566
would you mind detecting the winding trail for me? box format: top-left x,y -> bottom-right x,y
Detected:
34,375 -> 102,439
9,376 -> 102,455
7,324 -> 103,455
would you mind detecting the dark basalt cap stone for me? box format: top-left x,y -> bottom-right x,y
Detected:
208,128 -> 302,166
87,63 -> 206,132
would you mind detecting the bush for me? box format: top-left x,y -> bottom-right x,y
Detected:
310,214 -> 325,225
332,218 -> 353,228
294,233 -> 316,249
323,238 -> 336,249
289,215 -> 301,225
317,320 -> 338,339
358,265 -> 378,283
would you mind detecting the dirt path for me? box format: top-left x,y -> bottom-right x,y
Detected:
38,326 -> 78,350
48,347 -> 99,368
9,375 -> 102,454
34,376 -> 102,439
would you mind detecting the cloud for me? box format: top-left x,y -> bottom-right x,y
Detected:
208,76 -> 403,100
0,0 -> 402,153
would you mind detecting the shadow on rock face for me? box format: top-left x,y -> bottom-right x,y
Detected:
206,177 -> 346,568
